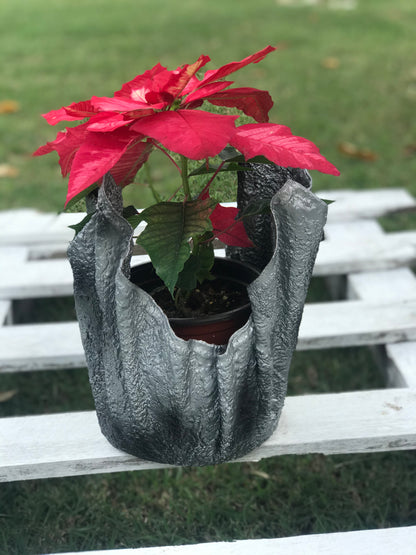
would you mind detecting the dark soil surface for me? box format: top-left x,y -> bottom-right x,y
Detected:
151,279 -> 250,319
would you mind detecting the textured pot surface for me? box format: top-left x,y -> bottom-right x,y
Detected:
68,171 -> 327,466
130,258 -> 259,345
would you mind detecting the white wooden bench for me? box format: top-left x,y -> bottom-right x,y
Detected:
1,188 -> 416,554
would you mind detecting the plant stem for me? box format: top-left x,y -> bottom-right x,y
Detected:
180,155 -> 191,198
144,162 -> 161,202
192,235 -> 200,257
198,160 -> 226,199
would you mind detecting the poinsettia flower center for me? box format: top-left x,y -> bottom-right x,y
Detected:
144,90 -> 175,107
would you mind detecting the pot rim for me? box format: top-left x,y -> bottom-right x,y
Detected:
130,257 -> 260,327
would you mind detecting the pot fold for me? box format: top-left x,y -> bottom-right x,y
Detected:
68,172 -> 327,466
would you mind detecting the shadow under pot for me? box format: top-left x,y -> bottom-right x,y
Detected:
130,258 -> 260,345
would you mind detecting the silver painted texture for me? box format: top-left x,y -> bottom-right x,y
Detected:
227,163 -> 312,269
68,172 -> 327,465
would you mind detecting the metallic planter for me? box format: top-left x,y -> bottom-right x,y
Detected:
68,170 -> 327,466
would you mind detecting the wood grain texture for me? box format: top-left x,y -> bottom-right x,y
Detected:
317,188 -> 416,222
336,220 -> 416,389
1,388 -> 415,482
2,231 -> 416,299
0,300 -> 11,326
0,211 -> 82,246
1,298 -> 416,372
386,342 -> 416,389
1,189 -> 414,248
315,231 -> 416,275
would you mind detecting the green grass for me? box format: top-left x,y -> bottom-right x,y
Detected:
1,0 -> 416,553
1,0 -> 416,211
1,453 -> 415,554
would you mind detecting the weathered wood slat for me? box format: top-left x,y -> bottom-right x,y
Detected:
1,388 -> 414,482
347,268 -> 416,302
0,300 -> 12,326
0,188 -> 414,248
47,526 -> 416,555
318,188 -> 416,222
0,322 -> 85,372
0,211 -> 84,246
348,268 -> 416,388
324,218 -> 386,240
0,258 -> 75,299
300,298 -> 416,349
0,247 -> 29,324
350,273 -> 416,388
333,219 -> 416,389
2,230 -> 416,299
0,209 -> 56,234
0,254 -> 149,300
0,245 -> 29,264
1,298 -> 416,372
386,342 -> 416,389
315,231 -> 416,275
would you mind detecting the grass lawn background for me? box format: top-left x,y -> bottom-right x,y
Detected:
1,0 -> 415,211
0,0 -> 415,553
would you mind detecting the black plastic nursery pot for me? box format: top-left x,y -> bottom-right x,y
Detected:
130,258 -> 260,345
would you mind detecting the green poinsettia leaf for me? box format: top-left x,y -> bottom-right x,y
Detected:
239,199 -> 271,218
175,254 -> 200,291
246,155 -> 273,164
137,199 -> 216,295
188,161 -> 248,177
122,205 -> 142,229
68,213 -> 94,236
219,146 -> 242,161
176,235 -> 215,291
65,183 -> 99,211
219,147 -> 279,167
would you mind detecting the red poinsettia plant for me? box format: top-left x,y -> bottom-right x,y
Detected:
34,45 -> 339,298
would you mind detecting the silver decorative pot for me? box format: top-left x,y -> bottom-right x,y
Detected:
68,170 -> 327,466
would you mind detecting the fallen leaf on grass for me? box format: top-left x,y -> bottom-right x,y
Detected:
338,141 -> 378,161
0,390 -> 18,403
0,100 -> 20,114
0,164 -> 19,178
321,57 -> 340,70
404,143 -> 416,157
307,365 -> 319,387
250,469 -> 271,479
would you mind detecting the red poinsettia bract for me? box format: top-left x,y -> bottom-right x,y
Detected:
34,46 -> 339,257
34,47 -> 281,206
34,46 -> 338,208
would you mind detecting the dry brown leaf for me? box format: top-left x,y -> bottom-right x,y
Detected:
338,141 -> 378,161
0,100 -> 20,114
404,143 -> 416,157
0,389 -> 18,403
0,164 -> 19,178
321,57 -> 340,70
250,469 -> 271,479
307,365 -> 319,387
